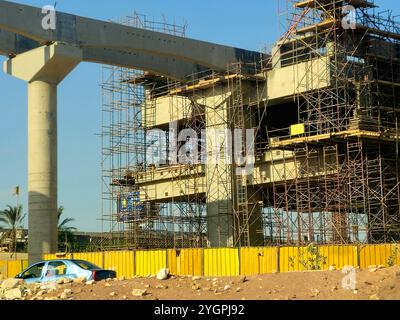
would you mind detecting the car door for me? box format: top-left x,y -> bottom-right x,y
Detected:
42,261 -> 70,282
18,262 -> 46,284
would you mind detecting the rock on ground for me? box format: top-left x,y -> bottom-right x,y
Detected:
132,289 -> 147,297
40,283 -> 57,291
73,277 -> 87,284
1,278 -> 24,290
60,292 -> 69,300
56,278 -> 73,284
156,268 -> 169,280
191,284 -> 200,290
4,287 -> 24,300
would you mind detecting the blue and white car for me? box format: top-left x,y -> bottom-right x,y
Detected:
15,259 -> 117,284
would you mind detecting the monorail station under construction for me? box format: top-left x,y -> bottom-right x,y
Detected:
1,0 -> 400,261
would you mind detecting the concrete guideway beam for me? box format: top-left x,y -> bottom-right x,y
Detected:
0,0 -> 263,73
82,47 -> 208,81
0,28 -> 205,81
0,29 -> 38,56
3,42 -> 82,264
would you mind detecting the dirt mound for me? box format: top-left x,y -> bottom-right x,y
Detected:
2,266 -> 399,300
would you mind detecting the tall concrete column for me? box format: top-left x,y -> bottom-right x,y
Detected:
3,43 -> 82,264
201,86 -> 234,247
202,82 -> 263,247
28,81 -> 58,262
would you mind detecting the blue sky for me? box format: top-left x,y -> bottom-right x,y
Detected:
0,0 -> 398,232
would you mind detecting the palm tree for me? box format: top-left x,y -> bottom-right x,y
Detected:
0,205 -> 26,252
57,206 -> 77,251
57,206 -> 77,232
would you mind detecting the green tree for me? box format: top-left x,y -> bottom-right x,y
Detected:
58,206 -> 77,232
57,206 -> 77,251
0,205 -> 26,252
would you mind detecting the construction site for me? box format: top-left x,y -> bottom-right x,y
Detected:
0,0 -> 400,266
3,0 -> 400,304
99,0 -> 400,251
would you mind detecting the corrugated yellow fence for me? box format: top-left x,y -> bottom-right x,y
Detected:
240,247 -> 278,275
104,251 -> 134,279
1,244 -> 400,278
167,249 -> 203,276
319,245 -> 358,270
135,250 -> 166,276
0,260 -> 29,278
279,245 -> 358,272
359,244 -> 392,268
390,244 -> 400,266
7,260 -> 28,278
73,252 -> 103,268
204,248 -> 239,276
280,246 -> 308,272
0,260 -> 8,277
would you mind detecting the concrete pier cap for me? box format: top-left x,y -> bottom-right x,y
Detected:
3,42 -> 82,264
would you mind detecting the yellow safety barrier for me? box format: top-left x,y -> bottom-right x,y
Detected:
104,251 -> 134,278
73,252 -> 104,268
318,245 -> 358,270
390,244 -> 400,266
136,250 -> 167,276
0,260 -> 7,277
279,246 -> 309,272
6,260 -> 28,278
204,248 -> 239,277
280,245 -> 359,272
359,244 -> 392,268
1,244 -> 399,278
167,249 -> 203,276
240,247 -> 278,275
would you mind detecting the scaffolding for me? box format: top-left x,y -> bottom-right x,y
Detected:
101,49 -> 270,249
100,13 -> 206,249
100,0 -> 400,250
266,0 -> 400,244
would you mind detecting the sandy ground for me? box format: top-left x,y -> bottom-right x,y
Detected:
29,266 -> 400,300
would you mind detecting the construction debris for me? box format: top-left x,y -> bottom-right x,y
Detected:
156,268 -> 169,280
131,289 -> 147,297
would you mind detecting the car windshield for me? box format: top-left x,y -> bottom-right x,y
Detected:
72,260 -> 101,270
21,263 -> 45,279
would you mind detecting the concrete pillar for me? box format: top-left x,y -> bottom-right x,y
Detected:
28,81 -> 58,262
3,43 -> 82,264
201,86 -> 234,247
201,83 -> 264,247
